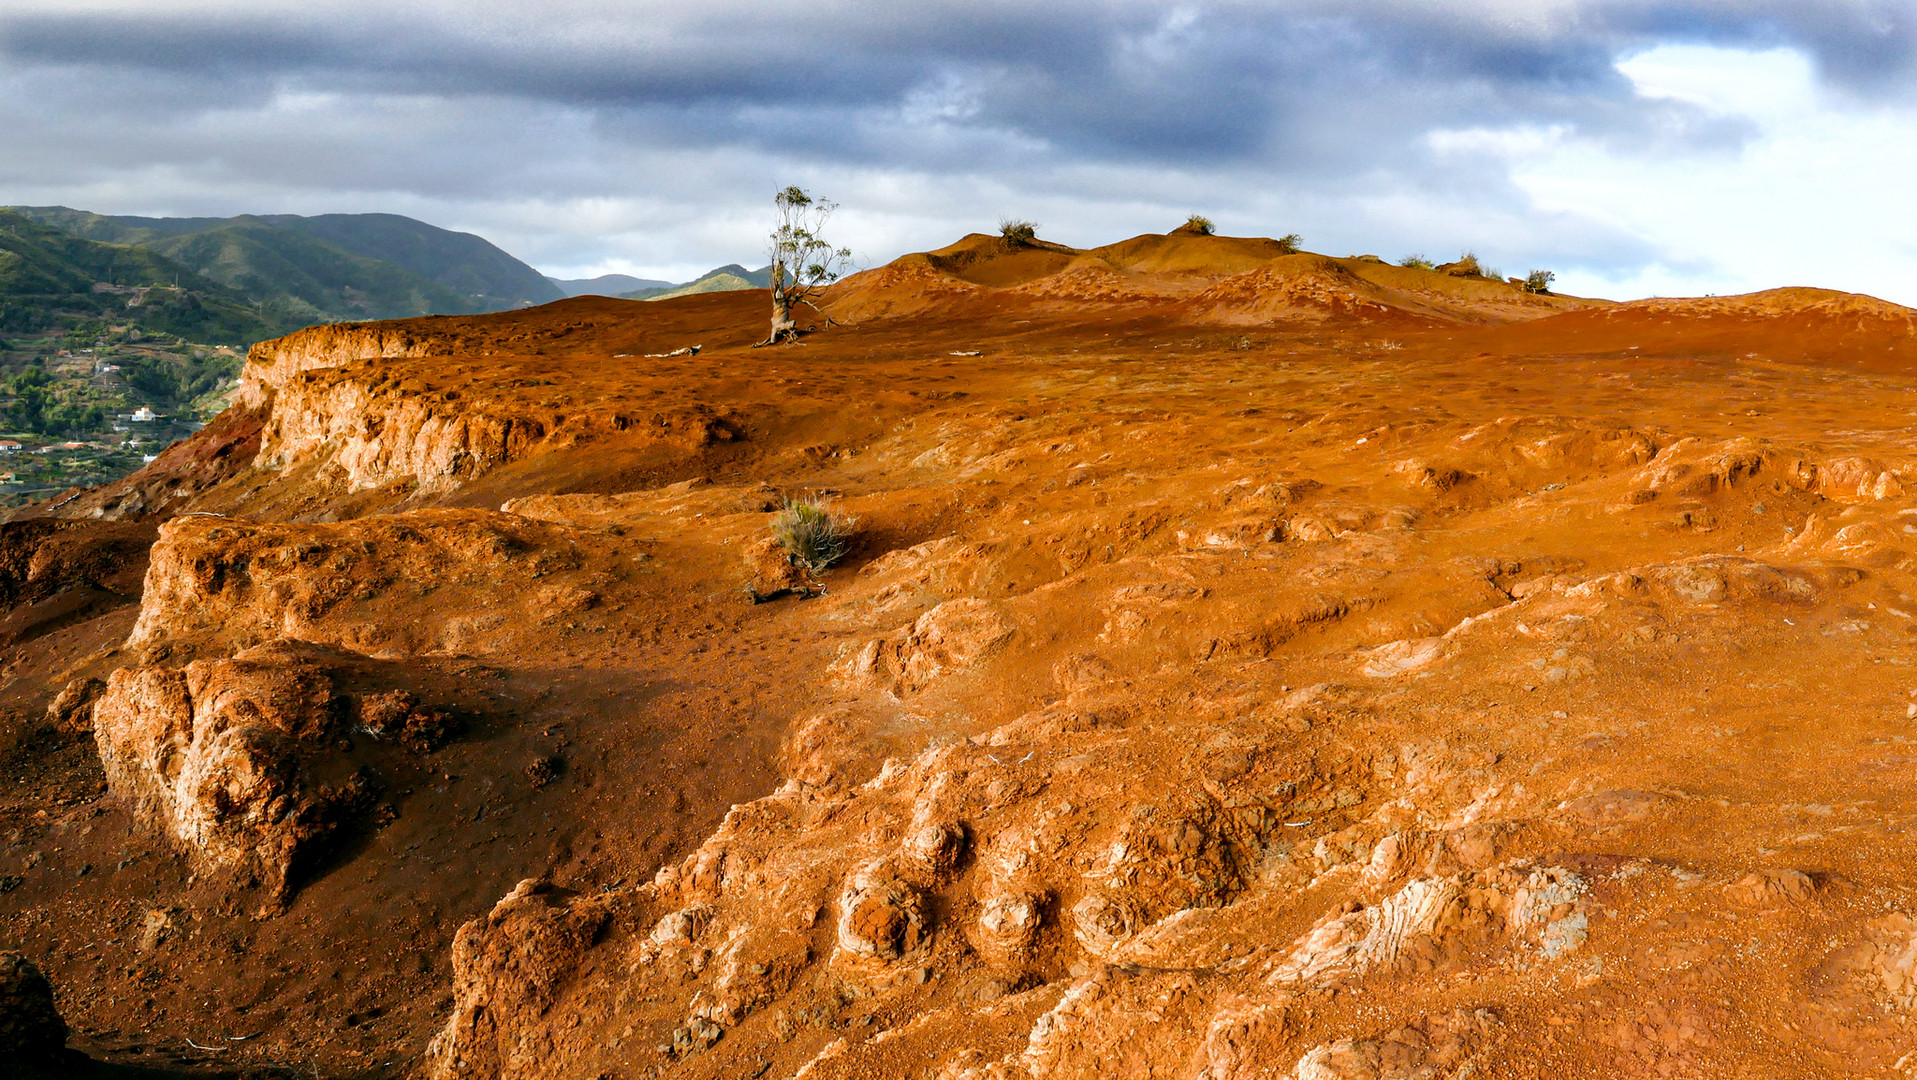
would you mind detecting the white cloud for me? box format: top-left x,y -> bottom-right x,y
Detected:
1453,44 -> 1917,303
1427,124 -> 1574,159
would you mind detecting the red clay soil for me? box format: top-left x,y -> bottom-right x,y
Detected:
3,235 -> 1917,1079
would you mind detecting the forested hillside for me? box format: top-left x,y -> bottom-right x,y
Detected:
9,206 -> 562,324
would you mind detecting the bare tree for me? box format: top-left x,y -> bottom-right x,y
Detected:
758,186 -> 852,346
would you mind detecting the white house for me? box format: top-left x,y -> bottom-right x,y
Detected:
131,406 -> 159,422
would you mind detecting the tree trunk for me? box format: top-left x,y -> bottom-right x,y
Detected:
757,266 -> 797,347
767,288 -> 795,344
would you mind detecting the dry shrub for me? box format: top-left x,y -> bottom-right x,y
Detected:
772,497 -> 856,574
998,219 -> 1039,246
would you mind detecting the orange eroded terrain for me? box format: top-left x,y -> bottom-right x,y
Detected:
5,231 -> 1917,1079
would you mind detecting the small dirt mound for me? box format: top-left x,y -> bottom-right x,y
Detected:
924,233 -> 1082,287
1185,255 -> 1430,326
824,254 -> 984,322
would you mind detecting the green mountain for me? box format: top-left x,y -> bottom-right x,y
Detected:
274,213 -> 563,308
7,207 -> 563,325
622,264 -> 772,301
0,209 -> 277,342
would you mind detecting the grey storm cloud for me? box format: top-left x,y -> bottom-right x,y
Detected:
1,0 -> 1914,287
5,1 -> 1911,162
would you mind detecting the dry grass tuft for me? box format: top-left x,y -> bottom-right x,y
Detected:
998,219 -> 1040,247
772,497 -> 856,575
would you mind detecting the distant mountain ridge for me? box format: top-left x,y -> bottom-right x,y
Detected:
548,274 -> 673,298
0,208 -> 275,342
4,204 -> 775,352
7,206 -> 563,327
548,265 -> 771,302
620,264 -> 771,301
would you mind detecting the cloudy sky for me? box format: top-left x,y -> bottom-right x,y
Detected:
2,1 -> 1915,302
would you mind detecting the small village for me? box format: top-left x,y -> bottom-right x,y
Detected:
0,329 -> 236,507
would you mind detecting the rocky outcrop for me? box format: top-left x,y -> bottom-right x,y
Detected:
256,373 -> 520,494
1625,435 -> 1914,507
91,505 -> 641,914
91,641 -> 459,911
44,676 -> 105,732
428,879 -> 617,1080
127,509 -> 635,658
1286,1009 -> 1500,1080
92,643 -> 369,907
1268,864 -> 1590,985
833,597 -> 1017,696
252,366 -> 738,494
233,319 -> 745,495
236,322 -> 471,410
